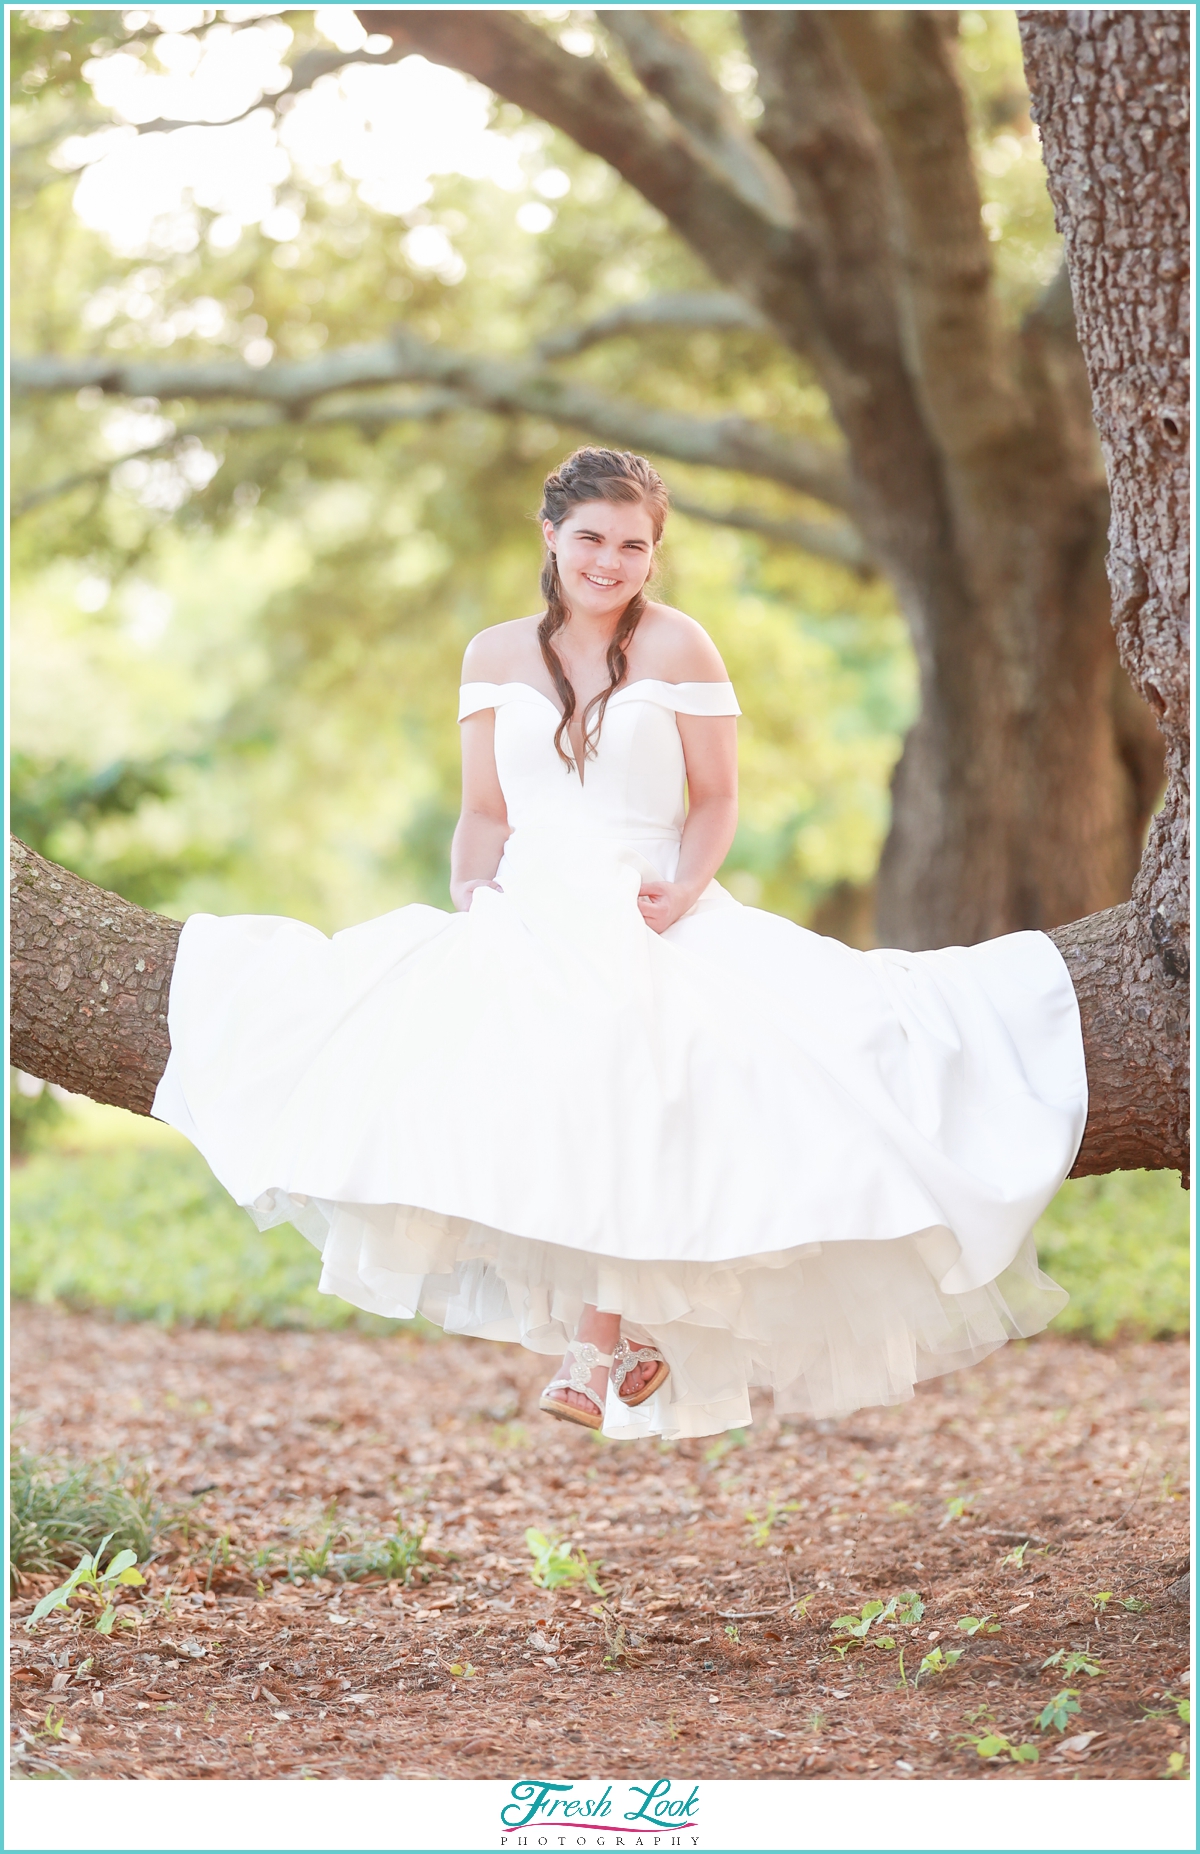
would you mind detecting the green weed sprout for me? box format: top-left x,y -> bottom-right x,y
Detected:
957,1726 -> 1039,1765
943,1494 -> 975,1522
1037,1688 -> 1082,1732
25,1533 -> 145,1634
525,1528 -> 602,1593
744,1495 -> 800,1548
1043,1648 -> 1102,1679
830,1590 -> 923,1657
956,1614 -> 1001,1637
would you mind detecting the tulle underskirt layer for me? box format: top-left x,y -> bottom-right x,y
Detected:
250,1188 -> 1068,1439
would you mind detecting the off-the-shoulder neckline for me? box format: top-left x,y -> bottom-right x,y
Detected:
460,677 -> 734,713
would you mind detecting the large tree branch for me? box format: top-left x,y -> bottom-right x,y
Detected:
601,11 -> 797,227
354,10 -> 821,354
10,841 -> 1172,1174
12,336 -> 856,512
828,11 -> 1017,458
734,10 -> 964,643
1051,904 -> 1187,1179
10,840 -> 179,1117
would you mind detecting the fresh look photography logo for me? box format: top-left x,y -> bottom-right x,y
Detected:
499,1779 -> 701,1847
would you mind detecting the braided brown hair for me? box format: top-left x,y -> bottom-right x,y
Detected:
538,448 -> 670,768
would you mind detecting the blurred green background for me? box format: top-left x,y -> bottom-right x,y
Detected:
10,8 -> 1188,1344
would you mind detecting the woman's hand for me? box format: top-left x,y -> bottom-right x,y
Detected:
637,879 -> 697,934
451,877 -> 503,913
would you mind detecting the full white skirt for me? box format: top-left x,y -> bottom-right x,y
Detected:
153,829 -> 1087,1438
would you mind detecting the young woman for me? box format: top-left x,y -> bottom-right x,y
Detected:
153,448 -> 1087,1440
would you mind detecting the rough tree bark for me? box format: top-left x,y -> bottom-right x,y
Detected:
10,840 -> 179,1116
1023,9 -> 1190,1180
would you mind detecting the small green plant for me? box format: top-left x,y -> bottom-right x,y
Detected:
943,1494 -> 975,1522
1090,1591 -> 1113,1614
1144,1693 -> 1190,1724
792,1591 -> 817,1621
830,1589 -> 923,1658
744,1495 -> 800,1548
25,1534 -> 146,1634
10,1449 -> 160,1588
1164,1752 -> 1188,1779
893,1591 -> 925,1627
957,1726 -> 1039,1765
1043,1648 -> 1102,1679
336,1526 -> 427,1585
1036,1688 -> 1082,1733
448,1662 -> 477,1678
724,1623 -> 741,1645
915,1646 -> 964,1685
956,1614 -> 1001,1638
994,1535 -> 1053,1564
525,1528 -> 602,1594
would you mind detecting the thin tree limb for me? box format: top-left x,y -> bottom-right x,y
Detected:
670,495 -> 873,577
12,337 -> 856,511
536,291 -> 770,361
126,39 -> 410,138
15,401 -> 868,573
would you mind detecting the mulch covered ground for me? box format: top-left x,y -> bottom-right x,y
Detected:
9,1304 -> 1190,1781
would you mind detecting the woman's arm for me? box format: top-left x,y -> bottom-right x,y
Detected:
637,713 -> 738,933
450,709 -> 511,911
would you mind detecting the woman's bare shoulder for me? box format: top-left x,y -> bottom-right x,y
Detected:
634,604 -> 729,682
461,616 -> 543,683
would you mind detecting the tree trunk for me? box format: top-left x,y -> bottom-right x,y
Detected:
1020,7 -> 1190,1182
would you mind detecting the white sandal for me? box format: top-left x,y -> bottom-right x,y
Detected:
612,1338 -> 670,1407
539,1340 -> 614,1431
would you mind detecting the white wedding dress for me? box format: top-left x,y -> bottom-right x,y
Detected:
153,677 -> 1088,1438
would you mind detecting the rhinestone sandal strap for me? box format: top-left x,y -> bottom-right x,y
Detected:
611,1338 -> 666,1393
543,1375 -> 605,1415
544,1339 -> 614,1415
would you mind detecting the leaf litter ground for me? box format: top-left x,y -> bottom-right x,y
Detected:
9,1305 -> 1189,1781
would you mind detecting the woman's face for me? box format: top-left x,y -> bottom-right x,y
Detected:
544,498 -> 657,621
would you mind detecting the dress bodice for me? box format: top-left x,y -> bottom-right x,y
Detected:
458,680 -> 740,857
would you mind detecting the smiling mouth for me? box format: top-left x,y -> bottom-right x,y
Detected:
583,573 -> 619,588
